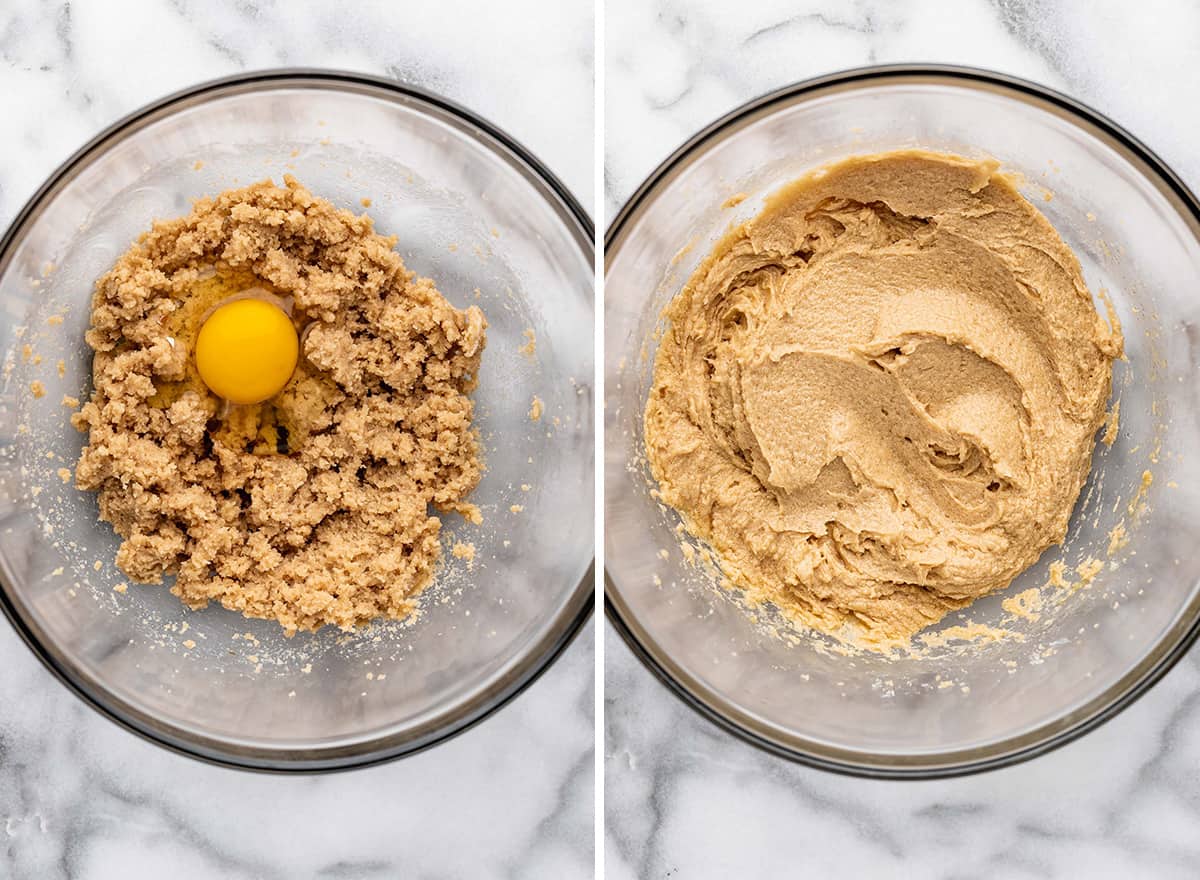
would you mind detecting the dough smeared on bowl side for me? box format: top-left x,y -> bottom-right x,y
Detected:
74,177 -> 487,635
644,150 -> 1121,649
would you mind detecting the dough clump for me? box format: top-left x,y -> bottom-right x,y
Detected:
645,151 -> 1121,648
75,177 -> 486,634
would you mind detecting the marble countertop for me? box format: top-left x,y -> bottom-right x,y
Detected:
605,1 -> 1200,878
0,1 -> 594,878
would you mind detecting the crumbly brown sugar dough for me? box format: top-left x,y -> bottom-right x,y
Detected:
74,177 -> 486,634
645,150 -> 1122,649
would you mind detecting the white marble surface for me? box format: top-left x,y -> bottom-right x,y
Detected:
0,2 -> 594,878
605,1 -> 1200,877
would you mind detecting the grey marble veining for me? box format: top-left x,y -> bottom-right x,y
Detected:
605,0 -> 1200,877
0,1 -> 594,878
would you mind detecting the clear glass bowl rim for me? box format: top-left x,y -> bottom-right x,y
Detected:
0,68 -> 595,773
604,63 -> 1200,779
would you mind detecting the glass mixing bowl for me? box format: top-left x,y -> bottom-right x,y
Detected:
0,71 -> 593,770
605,65 -> 1200,777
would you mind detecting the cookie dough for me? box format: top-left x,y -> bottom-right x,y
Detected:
74,177 -> 486,634
645,151 -> 1121,648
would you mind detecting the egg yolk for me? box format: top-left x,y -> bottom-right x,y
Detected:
194,298 -> 299,405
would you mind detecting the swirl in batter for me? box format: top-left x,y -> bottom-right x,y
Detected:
645,150 -> 1122,648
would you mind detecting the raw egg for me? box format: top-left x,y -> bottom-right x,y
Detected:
195,298 -> 299,405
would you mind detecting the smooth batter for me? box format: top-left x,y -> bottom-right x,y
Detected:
645,150 -> 1122,648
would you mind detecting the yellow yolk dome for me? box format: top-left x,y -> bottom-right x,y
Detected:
194,298 -> 299,405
